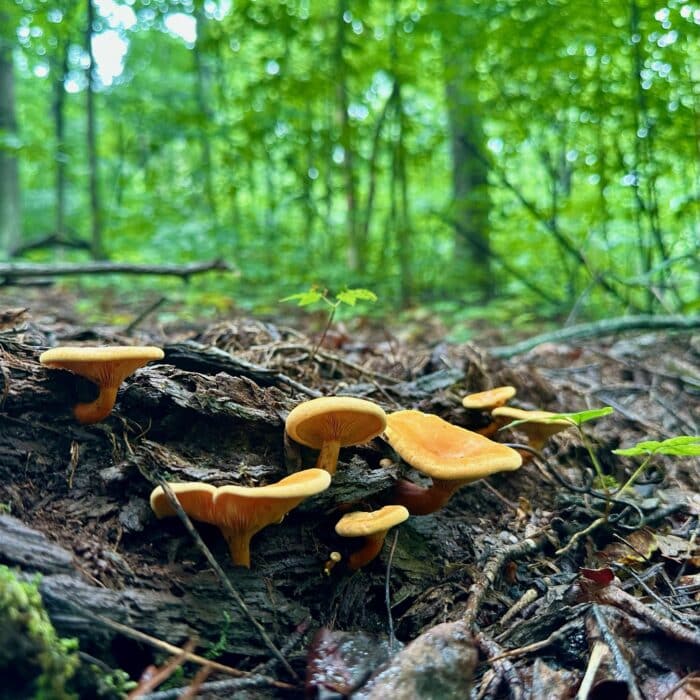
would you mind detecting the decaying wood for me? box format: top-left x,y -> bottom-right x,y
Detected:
489,313 -> 700,358
0,259 -> 234,285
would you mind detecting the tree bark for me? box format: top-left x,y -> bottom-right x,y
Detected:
85,0 -> 103,259
444,64 -> 493,301
0,17 -> 22,254
52,41 -> 69,240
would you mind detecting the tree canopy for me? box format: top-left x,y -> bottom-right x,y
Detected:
1,0 -> 698,321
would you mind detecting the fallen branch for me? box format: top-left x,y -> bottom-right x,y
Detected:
0,259 -> 234,283
489,314 -> 700,358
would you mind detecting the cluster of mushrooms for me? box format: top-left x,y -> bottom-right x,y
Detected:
38,346 -> 572,572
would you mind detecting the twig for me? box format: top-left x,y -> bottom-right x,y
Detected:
385,529 -> 400,653
0,259 -> 235,281
489,619 -> 583,662
555,516 -> 607,557
139,676 -> 274,700
475,633 -> 524,700
124,297 -> 167,335
463,535 -> 547,629
128,641 -> 194,699
490,314 -> 700,358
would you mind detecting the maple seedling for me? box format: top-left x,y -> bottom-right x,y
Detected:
280,285 -> 377,359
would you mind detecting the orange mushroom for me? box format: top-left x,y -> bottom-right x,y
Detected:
150,469 -> 331,568
335,505 -> 409,569
40,345 -> 164,423
491,407 -> 572,455
462,386 -> 517,436
285,396 -> 387,475
384,410 -> 522,515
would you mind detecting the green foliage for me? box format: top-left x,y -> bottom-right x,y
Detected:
0,565 -> 79,700
4,0 -> 700,318
281,285 -> 378,311
542,407 -> 616,426
613,436 -> 700,458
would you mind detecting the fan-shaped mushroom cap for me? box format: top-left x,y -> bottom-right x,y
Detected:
335,505 -> 409,538
40,345 -> 164,423
491,407 -> 571,449
462,386 -> 516,410
385,410 -> 522,482
214,468 -> 331,567
285,397 -> 387,474
335,505 -> 409,569
149,483 -> 217,523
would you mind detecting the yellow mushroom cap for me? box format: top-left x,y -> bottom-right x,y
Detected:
40,345 -> 164,387
335,505 -> 409,538
213,468 -> 331,532
491,407 -> 571,443
150,482 -> 217,523
285,396 -> 387,449
385,410 -> 522,482
462,386 -> 516,410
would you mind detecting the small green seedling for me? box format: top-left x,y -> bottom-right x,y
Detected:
281,285 -> 378,358
613,436 -> 700,498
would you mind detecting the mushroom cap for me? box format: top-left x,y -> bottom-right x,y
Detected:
149,482 -> 217,523
385,410 -> 522,482
40,345 -> 164,386
335,505 -> 409,538
491,407 -> 571,441
285,397 -> 387,449
213,468 -> 331,531
462,386 -> 516,410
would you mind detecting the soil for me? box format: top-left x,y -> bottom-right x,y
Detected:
1,288 -> 699,699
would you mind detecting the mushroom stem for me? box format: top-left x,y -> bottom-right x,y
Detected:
347,532 -> 387,570
391,478 -> 465,516
316,439 -> 341,475
73,385 -> 119,424
221,528 -> 253,568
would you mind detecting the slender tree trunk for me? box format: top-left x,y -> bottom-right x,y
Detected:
395,84 -> 412,306
0,20 -> 22,254
52,43 -> 69,239
444,63 -> 493,300
193,4 -> 217,220
85,0 -> 103,259
334,0 -> 360,273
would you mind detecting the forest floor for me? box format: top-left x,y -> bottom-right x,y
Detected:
1,286 -> 699,699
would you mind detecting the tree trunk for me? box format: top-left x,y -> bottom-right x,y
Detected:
52,43 -> 69,239
445,67 -> 493,301
85,0 -> 103,259
334,0 -> 360,273
0,18 -> 22,254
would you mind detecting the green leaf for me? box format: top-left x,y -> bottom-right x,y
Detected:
280,290 -> 325,307
335,288 -> 378,307
544,406 -> 615,426
613,436 -> 700,458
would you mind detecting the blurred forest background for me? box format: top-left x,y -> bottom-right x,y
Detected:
0,0 -> 698,332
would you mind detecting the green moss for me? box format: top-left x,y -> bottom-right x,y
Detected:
0,565 -> 79,700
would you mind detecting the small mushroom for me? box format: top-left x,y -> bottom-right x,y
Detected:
462,386 -> 516,436
491,407 -> 571,454
285,396 -> 387,475
150,469 -> 331,568
40,345 -> 164,423
384,410 -> 522,515
335,505 -> 409,569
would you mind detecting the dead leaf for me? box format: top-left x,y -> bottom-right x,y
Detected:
598,528 -> 658,566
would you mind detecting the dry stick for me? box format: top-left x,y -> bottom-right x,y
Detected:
174,665 -> 211,700
463,535 -> 547,630
588,604 -> 644,700
83,612 -> 293,687
595,584 -> 700,647
144,473 -> 299,682
127,641 -> 195,699
385,529 -> 400,654
475,633 -> 524,700
140,676 -> 272,700
489,619 -> 583,663
555,516 -> 607,557
124,296 -> 167,335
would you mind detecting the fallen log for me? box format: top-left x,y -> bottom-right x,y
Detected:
0,259 -> 234,284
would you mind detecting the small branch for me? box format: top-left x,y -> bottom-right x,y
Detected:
0,259 -> 235,282
463,535 -> 547,629
490,314 -> 700,358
